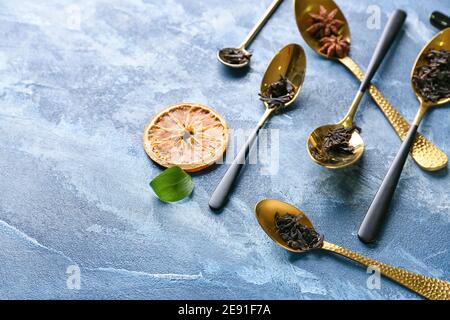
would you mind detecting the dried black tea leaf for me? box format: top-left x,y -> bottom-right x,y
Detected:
275,213 -> 324,251
221,48 -> 252,65
310,125 -> 360,162
259,76 -> 296,109
323,125 -> 360,154
412,49 -> 450,102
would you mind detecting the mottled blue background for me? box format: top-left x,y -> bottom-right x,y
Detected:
0,0 -> 448,300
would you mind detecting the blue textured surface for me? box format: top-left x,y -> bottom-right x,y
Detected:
0,0 -> 449,300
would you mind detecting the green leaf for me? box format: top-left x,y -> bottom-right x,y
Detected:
149,166 -> 194,202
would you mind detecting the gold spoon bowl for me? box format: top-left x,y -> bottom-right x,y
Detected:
307,123 -> 364,169
411,28 -> 450,108
217,47 -> 253,68
255,199 -> 450,299
260,44 -> 306,105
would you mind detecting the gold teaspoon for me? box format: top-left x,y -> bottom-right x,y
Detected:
359,28 -> 450,243
217,0 -> 284,68
209,44 -> 306,210
255,199 -> 450,300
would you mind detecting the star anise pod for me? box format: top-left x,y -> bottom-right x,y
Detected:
306,5 -> 344,39
319,35 -> 350,58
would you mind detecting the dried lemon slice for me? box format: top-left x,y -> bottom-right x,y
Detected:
143,103 -> 229,172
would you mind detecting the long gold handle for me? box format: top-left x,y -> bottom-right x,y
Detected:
339,56 -> 448,171
322,241 -> 450,300
239,0 -> 284,49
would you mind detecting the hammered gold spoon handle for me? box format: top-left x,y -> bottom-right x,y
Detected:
322,241 -> 450,300
339,56 -> 448,171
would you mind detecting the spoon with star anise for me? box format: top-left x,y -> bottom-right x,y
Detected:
294,0 -> 448,171
306,10 -> 406,169
217,0 -> 283,68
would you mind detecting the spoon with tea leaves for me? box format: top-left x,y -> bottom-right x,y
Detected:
209,44 -> 306,210
306,10 -> 406,169
255,199 -> 450,300
358,28 -> 450,244
294,0 -> 448,171
217,0 -> 283,68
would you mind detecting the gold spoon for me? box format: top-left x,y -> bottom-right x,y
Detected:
294,0 -> 448,171
306,10 -> 406,169
255,199 -> 450,300
358,28 -> 450,243
217,0 -> 283,68
209,44 -> 306,210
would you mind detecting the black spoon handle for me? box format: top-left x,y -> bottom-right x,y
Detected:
359,10 -> 407,92
358,124 -> 418,243
209,124 -> 262,210
430,11 -> 450,30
